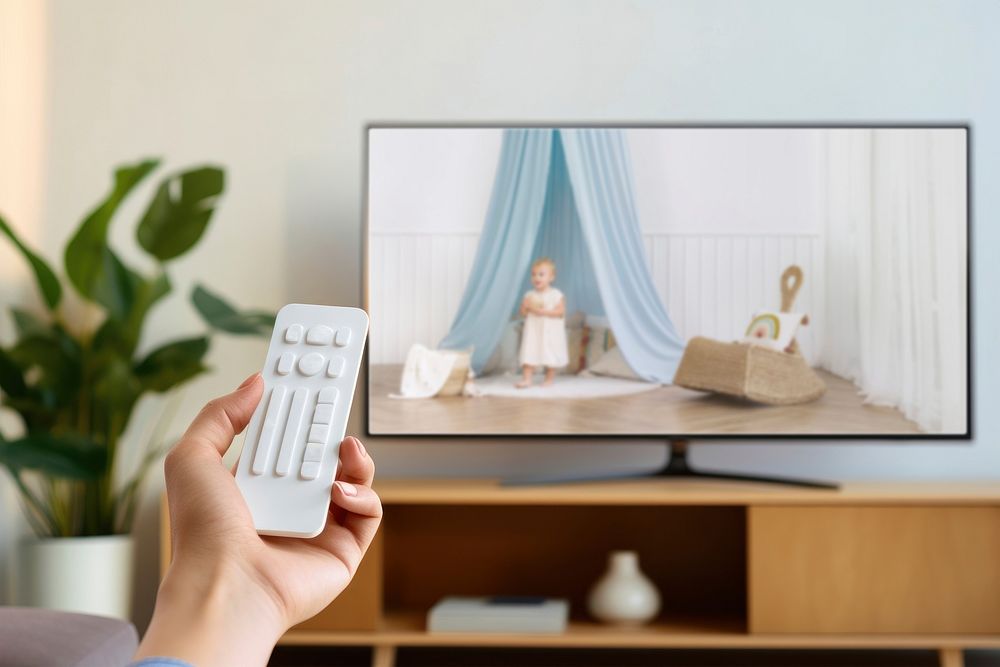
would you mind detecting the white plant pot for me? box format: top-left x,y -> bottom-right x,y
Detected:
17,534 -> 134,619
587,550 -> 661,625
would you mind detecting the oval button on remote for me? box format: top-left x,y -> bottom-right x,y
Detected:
306,325 -> 334,345
297,352 -> 325,376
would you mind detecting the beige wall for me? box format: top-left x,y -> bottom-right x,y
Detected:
1,0 -> 997,630
0,0 -> 47,604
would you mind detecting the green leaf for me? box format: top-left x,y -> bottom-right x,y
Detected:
91,247 -> 139,321
137,166 -> 225,261
92,269 -> 172,357
92,355 -> 141,424
64,159 -> 160,301
191,284 -> 275,336
126,270 -> 171,339
0,213 -> 62,309
0,346 -> 28,398
9,327 -> 83,407
10,307 -> 50,338
0,432 -> 106,480
134,336 -> 209,392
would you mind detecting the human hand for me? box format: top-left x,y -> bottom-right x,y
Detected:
135,373 -> 381,667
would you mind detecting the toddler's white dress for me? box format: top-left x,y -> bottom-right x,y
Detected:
519,287 -> 569,368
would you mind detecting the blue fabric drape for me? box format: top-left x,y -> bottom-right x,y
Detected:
439,130 -> 553,370
440,128 -> 685,383
525,136 -> 605,317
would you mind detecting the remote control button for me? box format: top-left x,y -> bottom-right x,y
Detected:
306,325 -> 335,346
285,324 -> 303,343
313,402 -> 333,425
303,442 -> 324,463
274,388 -> 307,477
335,327 -> 351,347
326,356 -> 345,378
298,352 -> 325,376
276,352 -> 295,375
300,461 -> 321,480
307,423 -> 329,444
251,385 -> 287,475
318,386 -> 339,404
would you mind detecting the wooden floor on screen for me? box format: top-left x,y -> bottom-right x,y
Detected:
368,365 -> 921,436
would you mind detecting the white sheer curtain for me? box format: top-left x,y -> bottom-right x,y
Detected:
820,129 -> 967,434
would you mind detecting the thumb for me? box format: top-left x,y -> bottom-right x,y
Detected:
181,372 -> 264,456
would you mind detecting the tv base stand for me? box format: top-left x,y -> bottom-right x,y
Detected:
503,440 -> 839,489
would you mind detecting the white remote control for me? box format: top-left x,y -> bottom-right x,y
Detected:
236,304 -> 369,538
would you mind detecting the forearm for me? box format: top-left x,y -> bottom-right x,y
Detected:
135,558 -> 285,667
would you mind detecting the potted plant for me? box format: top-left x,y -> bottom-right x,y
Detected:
0,159 -> 274,618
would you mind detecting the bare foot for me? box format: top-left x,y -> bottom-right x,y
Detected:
515,379 -> 533,389
542,376 -> 555,386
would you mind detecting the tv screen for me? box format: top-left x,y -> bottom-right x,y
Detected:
366,126 -> 969,438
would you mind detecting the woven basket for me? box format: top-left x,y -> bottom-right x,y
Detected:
672,265 -> 826,406
674,336 -> 826,405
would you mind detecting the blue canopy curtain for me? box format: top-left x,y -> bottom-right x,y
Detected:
440,128 -> 685,383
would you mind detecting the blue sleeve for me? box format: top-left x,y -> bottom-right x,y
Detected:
129,659 -> 195,667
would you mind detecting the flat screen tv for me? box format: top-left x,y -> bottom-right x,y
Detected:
365,126 -> 969,441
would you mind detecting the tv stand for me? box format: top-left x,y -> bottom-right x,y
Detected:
504,440 -> 839,489
162,479 -> 1000,667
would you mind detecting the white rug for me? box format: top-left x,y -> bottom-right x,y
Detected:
469,373 -> 660,399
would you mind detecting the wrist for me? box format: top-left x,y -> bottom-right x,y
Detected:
136,558 -> 285,667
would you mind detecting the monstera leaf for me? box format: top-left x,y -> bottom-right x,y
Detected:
137,166 -> 224,261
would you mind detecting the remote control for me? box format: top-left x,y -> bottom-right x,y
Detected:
236,304 -> 369,538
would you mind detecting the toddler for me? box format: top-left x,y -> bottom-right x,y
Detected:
516,257 -> 568,387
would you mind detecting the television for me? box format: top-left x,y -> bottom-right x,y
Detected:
365,126 -> 970,451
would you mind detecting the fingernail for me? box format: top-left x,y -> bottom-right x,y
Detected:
355,439 -> 367,458
336,481 -> 357,496
238,372 -> 260,389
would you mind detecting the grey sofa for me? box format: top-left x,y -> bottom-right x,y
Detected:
0,607 -> 138,667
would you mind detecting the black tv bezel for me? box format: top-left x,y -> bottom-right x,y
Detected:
361,123 -> 973,441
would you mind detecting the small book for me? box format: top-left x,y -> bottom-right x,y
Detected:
428,596 -> 570,634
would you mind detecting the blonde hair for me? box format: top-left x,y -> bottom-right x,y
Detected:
531,257 -> 556,274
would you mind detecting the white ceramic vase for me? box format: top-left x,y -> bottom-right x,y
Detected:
17,534 -> 134,619
587,550 -> 661,625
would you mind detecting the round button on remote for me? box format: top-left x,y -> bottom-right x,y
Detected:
297,352 -> 325,376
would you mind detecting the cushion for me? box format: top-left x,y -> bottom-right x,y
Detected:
743,311 -> 807,352
563,323 -> 587,374
585,345 -> 643,381
585,326 -> 616,368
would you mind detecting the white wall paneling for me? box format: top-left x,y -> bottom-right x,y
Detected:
369,230 -> 823,366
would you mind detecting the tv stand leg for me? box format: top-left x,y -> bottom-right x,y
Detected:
656,440 -> 839,489
939,647 -> 964,667
372,644 -> 395,667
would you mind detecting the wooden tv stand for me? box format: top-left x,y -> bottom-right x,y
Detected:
161,478 -> 1000,667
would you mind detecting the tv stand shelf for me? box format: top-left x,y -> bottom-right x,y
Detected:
161,478 -> 1000,667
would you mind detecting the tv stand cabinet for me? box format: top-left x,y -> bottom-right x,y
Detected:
161,479 -> 1000,667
